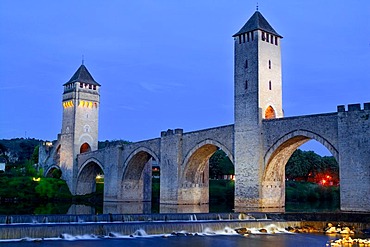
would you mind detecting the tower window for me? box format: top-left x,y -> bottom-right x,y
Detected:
245,80 -> 248,90
269,60 -> 271,69
93,85 -> 96,90
247,32 -> 250,42
242,34 -> 245,43
270,35 -> 274,44
269,81 -> 272,90
80,83 -> 83,88
266,33 -> 269,43
251,31 -> 254,41
262,32 -> 266,41
80,143 -> 91,154
275,37 -> 278,46
245,59 -> 248,69
89,84 -> 92,89
265,106 -> 276,119
238,35 -> 241,44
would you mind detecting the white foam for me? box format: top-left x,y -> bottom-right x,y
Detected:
60,233 -> 99,241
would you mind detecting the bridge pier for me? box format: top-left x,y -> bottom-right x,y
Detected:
338,104 -> 370,212
159,129 -> 183,205
234,126 -> 265,210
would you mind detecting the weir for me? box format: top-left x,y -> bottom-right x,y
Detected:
0,213 -> 369,240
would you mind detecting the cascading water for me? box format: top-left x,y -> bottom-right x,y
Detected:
0,212 -> 368,246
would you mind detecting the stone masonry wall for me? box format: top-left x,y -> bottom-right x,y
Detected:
338,103 -> 370,212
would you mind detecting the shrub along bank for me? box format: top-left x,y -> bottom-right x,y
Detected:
0,175 -> 72,202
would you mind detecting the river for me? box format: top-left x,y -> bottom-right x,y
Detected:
0,232 -> 339,247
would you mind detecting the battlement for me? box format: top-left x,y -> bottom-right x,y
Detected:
161,128 -> 183,137
337,103 -> 370,112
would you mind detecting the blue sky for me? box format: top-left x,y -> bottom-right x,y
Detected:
0,1 -> 369,156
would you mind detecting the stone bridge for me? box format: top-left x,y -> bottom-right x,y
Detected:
76,125 -> 234,205
40,10 -> 369,212
73,104 -> 369,212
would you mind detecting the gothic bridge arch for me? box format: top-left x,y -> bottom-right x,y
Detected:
76,157 -> 104,195
45,165 -> 61,178
178,138 -> 234,205
119,146 -> 160,202
259,114 -> 339,208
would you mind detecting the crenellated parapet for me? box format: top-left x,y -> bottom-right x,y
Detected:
337,102 -> 370,112
160,128 -> 183,137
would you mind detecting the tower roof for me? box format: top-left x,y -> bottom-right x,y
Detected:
64,64 -> 100,86
233,11 -> 282,38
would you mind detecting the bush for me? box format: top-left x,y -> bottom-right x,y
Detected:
209,179 -> 234,202
35,178 -> 71,200
286,181 -> 339,204
0,176 -> 71,202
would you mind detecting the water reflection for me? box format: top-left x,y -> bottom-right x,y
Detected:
68,204 -> 97,215
160,204 -> 209,213
70,203 -> 209,214
0,201 -> 339,215
103,202 -> 152,214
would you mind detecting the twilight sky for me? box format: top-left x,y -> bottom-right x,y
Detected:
0,1 -> 369,155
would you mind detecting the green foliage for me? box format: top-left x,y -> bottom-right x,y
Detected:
209,150 -> 234,179
0,143 -> 7,154
98,139 -> 132,149
0,138 -> 42,164
286,181 -> 339,203
285,149 -> 339,182
0,176 -> 71,201
33,202 -> 71,215
51,168 -> 62,179
209,180 -> 235,203
152,177 -> 160,202
31,146 -> 39,164
35,178 -> 71,199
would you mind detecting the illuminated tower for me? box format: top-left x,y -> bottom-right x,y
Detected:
59,64 -> 100,193
233,10 -> 283,208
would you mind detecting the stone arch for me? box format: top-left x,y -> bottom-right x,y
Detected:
53,145 -> 61,165
264,129 -> 338,164
120,147 -> 159,202
80,142 -> 91,154
265,105 -> 276,119
45,165 -> 61,178
261,129 -> 338,208
179,139 -> 234,205
123,147 -> 159,180
76,158 -> 104,195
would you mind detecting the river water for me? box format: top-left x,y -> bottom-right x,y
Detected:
0,233 -> 338,247
0,201 -> 353,246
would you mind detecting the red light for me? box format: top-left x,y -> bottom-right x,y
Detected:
321,179 -> 327,185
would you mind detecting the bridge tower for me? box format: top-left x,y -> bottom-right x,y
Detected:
59,64 -> 100,194
233,10 -> 283,209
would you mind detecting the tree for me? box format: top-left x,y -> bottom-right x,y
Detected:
209,149 -> 234,179
31,146 -> 39,164
285,149 -> 339,183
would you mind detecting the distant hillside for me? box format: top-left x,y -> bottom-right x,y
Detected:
98,139 -> 132,149
0,138 -> 131,164
0,138 -> 43,164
